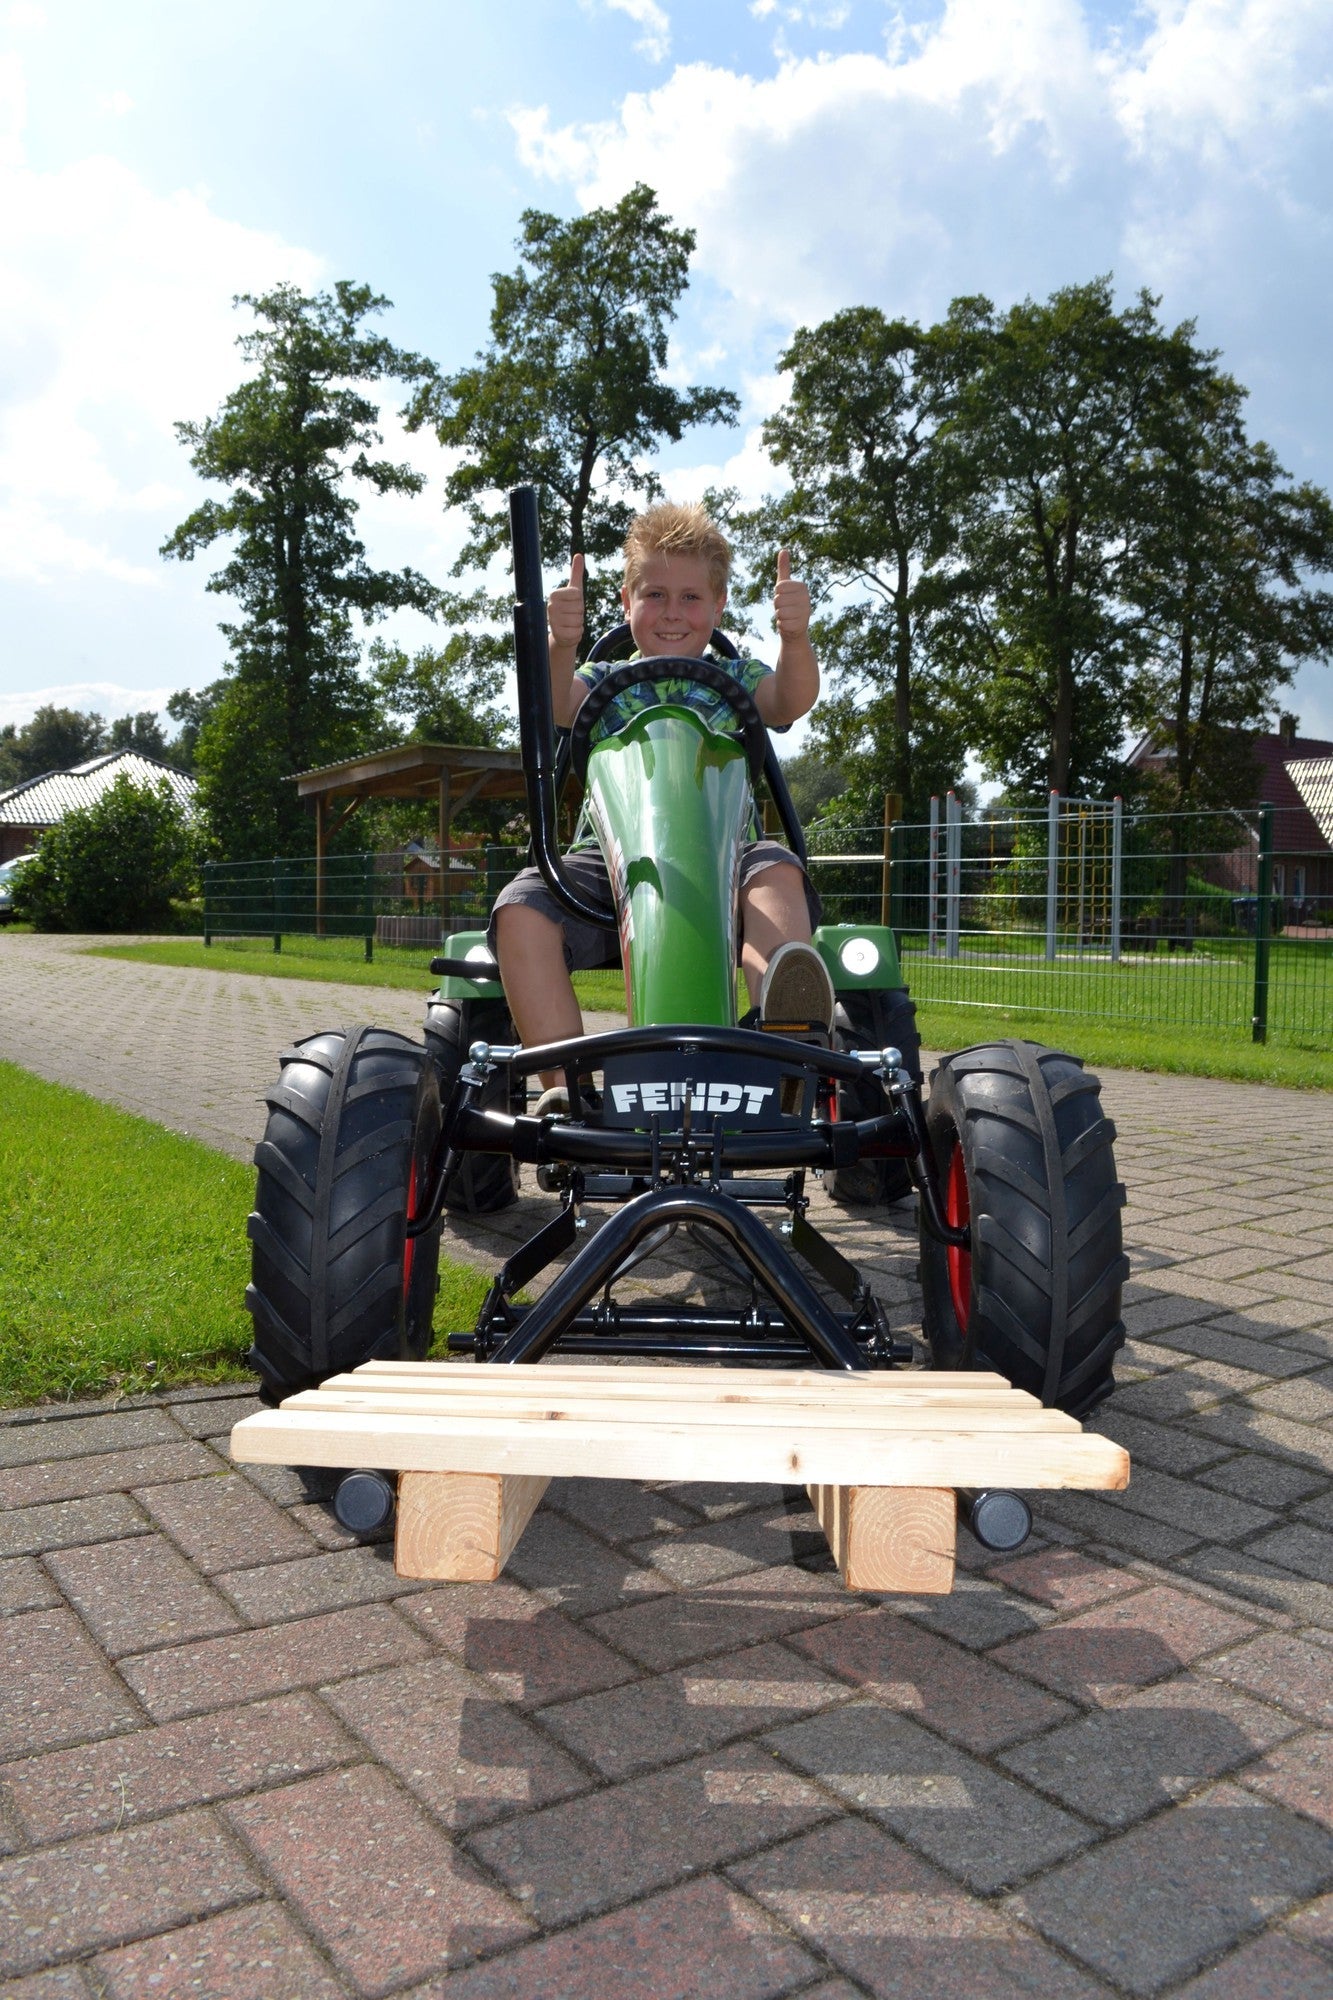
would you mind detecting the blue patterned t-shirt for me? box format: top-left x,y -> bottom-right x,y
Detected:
573,648 -> 772,745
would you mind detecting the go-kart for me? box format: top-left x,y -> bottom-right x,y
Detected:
239,487 -> 1128,1554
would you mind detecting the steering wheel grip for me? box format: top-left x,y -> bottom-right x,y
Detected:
567,655 -> 768,785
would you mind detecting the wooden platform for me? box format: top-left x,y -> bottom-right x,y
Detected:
230,1362 -> 1129,1594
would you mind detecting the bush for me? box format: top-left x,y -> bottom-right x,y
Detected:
12,777 -> 198,932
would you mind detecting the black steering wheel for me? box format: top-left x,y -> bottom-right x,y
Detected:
567,654 -> 768,786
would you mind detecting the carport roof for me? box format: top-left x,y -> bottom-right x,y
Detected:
290,742 -> 525,804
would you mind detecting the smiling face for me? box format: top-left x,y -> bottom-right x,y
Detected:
622,551 -> 727,660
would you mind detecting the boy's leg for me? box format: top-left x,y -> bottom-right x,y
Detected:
738,860 -> 813,1007
494,903 -> 584,1088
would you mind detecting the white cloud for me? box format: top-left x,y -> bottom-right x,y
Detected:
98,88 -> 134,117
0,51 -> 324,596
595,0 -> 671,63
0,680 -> 175,730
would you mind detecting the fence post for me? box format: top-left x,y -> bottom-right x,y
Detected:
271,857 -> 282,954
363,851 -> 374,964
945,790 -> 961,960
203,860 -> 213,946
879,792 -> 901,928
1252,803 -> 1273,1044
1045,789 -> 1060,963
1110,796 -> 1123,963
927,796 -> 940,957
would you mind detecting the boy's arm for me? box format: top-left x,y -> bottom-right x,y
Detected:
548,553 -> 590,728
755,548 -> 819,727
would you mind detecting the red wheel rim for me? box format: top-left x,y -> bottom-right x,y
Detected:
945,1141 -> 971,1331
402,1156 -> 418,1299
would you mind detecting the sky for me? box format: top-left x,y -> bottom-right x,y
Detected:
2,0 -> 1332,760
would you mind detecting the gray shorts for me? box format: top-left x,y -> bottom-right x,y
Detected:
487,841 -> 823,972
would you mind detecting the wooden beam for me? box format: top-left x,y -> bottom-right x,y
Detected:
808,1483 -> 956,1593
395,1470 -> 550,1580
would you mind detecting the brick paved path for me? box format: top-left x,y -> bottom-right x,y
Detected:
1,932 -> 1332,1997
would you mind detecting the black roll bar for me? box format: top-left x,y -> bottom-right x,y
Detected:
508,484 -> 616,929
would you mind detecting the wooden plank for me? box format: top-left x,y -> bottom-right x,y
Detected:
279,1388 -> 1079,1436
348,1361 -> 1022,1399
808,1483 -> 956,1593
395,1471 -> 550,1581
230,1406 -> 1129,1490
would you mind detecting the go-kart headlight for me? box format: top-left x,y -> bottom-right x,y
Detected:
839,936 -> 879,977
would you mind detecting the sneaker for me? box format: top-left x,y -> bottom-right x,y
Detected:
532,1082 -> 603,1121
760,942 -> 835,1035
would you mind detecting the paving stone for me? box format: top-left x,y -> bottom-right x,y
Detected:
0,1692 -> 358,1844
768,1701 -> 1092,1892
1169,1931 -> 1333,1998
1239,1729 -> 1333,1829
119,1603 -> 433,1720
1298,1485 -> 1333,1529
1089,1408 -> 1227,1475
0,1441 -> 219,1511
588,1566 -> 854,1674
400,1580 -> 637,1709
992,1585 -> 1257,1704
168,1395 -> 263,1439
1250,1372 -> 1333,1422
1244,1523 -> 1333,1587
0,1409 -> 182,1470
652,1481 -> 790,1523
1028,1490 -> 1201,1561
1212,1631 -> 1333,1726
224,1764 -> 531,1992
403,1874 -> 820,2000
1108,1464 -> 1277,1543
1110,1363 -> 1266,1421
1121,1296 -> 1221,1339
0,1807 -> 261,1980
0,1495 -> 147,1561
322,1654 -> 589,1830
1286,1889 -> 1333,1947
1178,1543 -> 1333,1627
214,1543 -> 435,1624
0,1609 -> 142,1760
790,1606 -> 1074,1752
137,1473 -> 314,1573
0,1964 -> 95,1996
45,1533 -> 240,1657
731,1815 -> 1108,2000
466,1739 -> 835,1928
627,1499 -> 828,1588
0,1561 -> 58,1617
987,1547 -> 1144,1612
1159,1325 -> 1325,1377
502,1508 -> 675,1616
899,1574 -> 1050,1649
999,1674 -> 1300,1828
1011,1788 -> 1333,1996
225,1458 -> 334,1506
1191,1404 -> 1333,1473
540,1640 -> 847,1782
92,1900 -> 348,2000
546,1477 -> 698,1544
284,1499 -> 376,1550
1197,1454 -> 1329,1506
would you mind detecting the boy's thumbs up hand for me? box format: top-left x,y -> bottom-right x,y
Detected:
773,547 -> 810,640
548,553 -> 586,651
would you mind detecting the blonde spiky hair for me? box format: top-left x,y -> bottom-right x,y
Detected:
623,502 -> 731,599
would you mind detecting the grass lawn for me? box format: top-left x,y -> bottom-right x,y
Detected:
89,933 -> 1330,1088
0,1062 -> 492,1406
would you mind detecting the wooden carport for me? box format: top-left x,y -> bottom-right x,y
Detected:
291,743 -> 527,933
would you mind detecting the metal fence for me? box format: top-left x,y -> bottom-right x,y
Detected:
806,800 -> 1332,1046
200,806 -> 1332,1046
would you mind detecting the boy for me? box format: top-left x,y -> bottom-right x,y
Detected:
490,501 -> 833,1096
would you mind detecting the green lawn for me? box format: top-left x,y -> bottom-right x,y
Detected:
0,1062 -> 492,1406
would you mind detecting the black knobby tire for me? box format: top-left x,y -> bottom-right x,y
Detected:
828,987 -> 922,1206
423,996 -> 522,1213
918,1039 -> 1127,1417
245,1025 -> 442,1402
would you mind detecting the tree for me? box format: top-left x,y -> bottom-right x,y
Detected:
0,706 -> 107,789
162,281 -> 440,857
744,308 -> 963,820
930,280 -> 1181,799
107,711 -> 171,760
12,776 -> 197,932
410,184 -> 738,641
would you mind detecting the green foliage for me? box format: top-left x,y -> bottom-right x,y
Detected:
0,705 -> 108,788
162,281 -> 440,857
12,776 -> 197,932
409,184 -> 738,640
